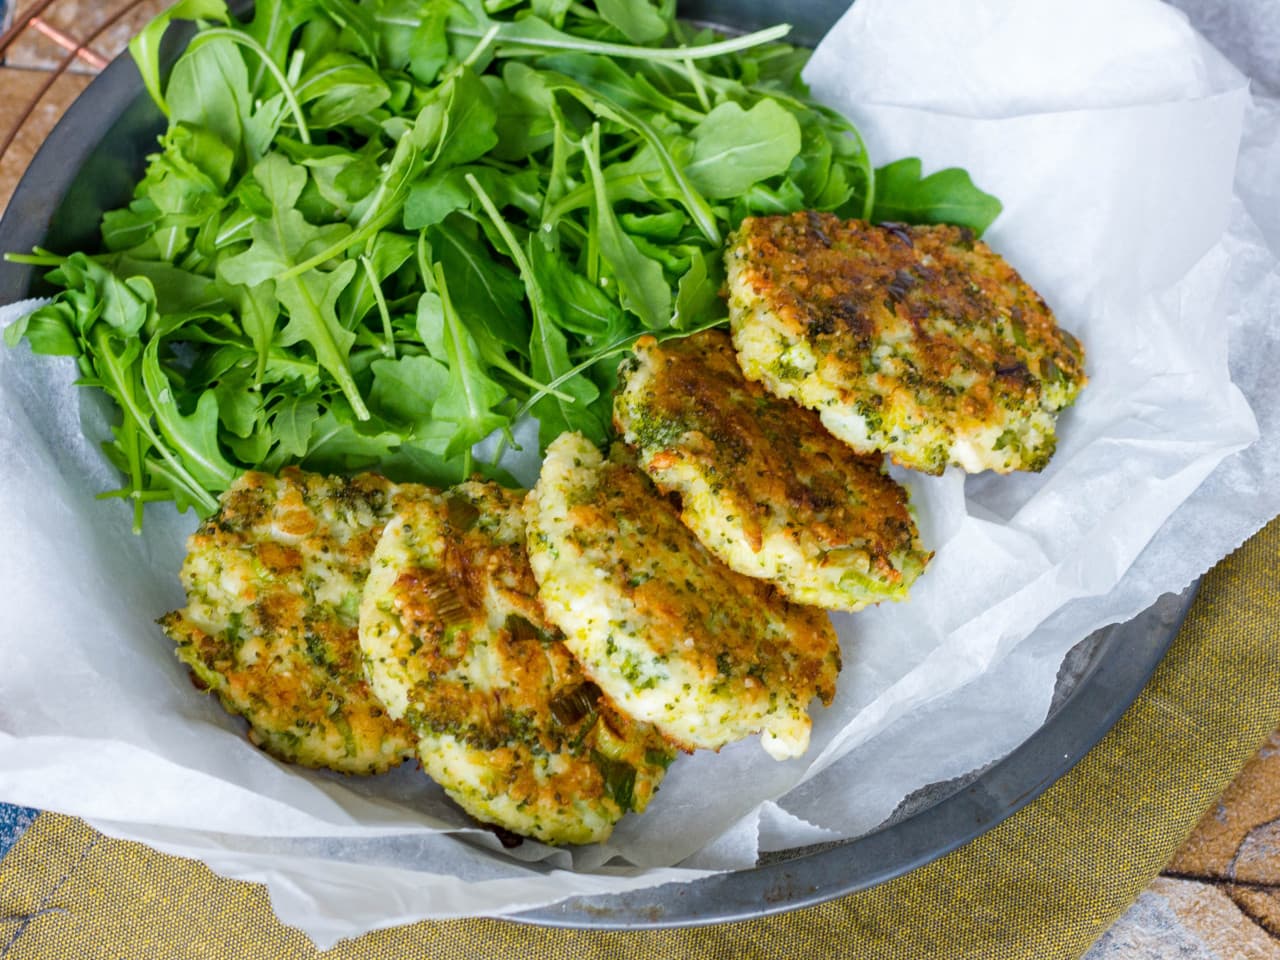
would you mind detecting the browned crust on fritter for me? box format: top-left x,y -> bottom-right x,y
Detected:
369,484 -> 673,835
730,213 -> 1086,473
390,492 -> 665,811
565,449 -> 840,712
160,468 -> 418,774
615,329 -> 924,591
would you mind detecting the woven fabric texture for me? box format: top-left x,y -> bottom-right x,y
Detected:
2,518 -> 1280,960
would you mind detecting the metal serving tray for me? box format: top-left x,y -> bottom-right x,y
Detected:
0,0 -> 1190,929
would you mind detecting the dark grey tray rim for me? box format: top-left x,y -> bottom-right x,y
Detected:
0,11 -> 1191,932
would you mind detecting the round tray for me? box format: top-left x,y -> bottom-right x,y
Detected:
0,0 -> 1191,929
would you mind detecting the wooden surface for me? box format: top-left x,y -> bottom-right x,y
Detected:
0,67 -> 91,213
1,3 -> 1279,957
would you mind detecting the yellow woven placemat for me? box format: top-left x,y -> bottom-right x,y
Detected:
3,517 -> 1280,960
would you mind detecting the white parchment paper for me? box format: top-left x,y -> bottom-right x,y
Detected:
2,0 -> 1279,948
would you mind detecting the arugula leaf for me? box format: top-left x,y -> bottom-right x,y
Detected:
414,288 -> 446,358
409,244 -> 540,409
167,36 -> 251,156
733,178 -> 806,218
219,279 -> 278,387
671,250 -> 725,330
313,0 -> 379,60
50,253 -> 154,336
205,349 -> 263,438
468,174 -> 603,446
295,52 -> 392,128
430,68 -> 500,171
140,338 -> 239,490
871,157 -> 1003,235
430,218 -> 527,350
219,154 -> 367,418
685,100 -> 802,198
272,395 -> 320,460
535,52 -> 701,123
102,124 -> 234,263
529,240 -> 628,340
618,210 -> 686,241
244,0 -> 306,95
376,441 -> 471,486
404,169 -> 473,229
408,4 -> 450,85
581,126 -> 671,331
443,4 -> 791,64
274,259 -> 361,402
91,326 -> 221,519
341,231 -> 414,326
788,107 -> 834,202
299,405 -> 402,474
595,0 -> 668,44
370,354 -> 451,427
275,72 -> 487,278
101,255 -> 223,315
186,28 -> 313,146
539,71 -> 721,244
129,0 -> 230,117
429,262 -> 510,461
4,301 -> 79,356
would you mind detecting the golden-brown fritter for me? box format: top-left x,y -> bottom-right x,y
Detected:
159,468 -> 420,774
360,481 -> 674,845
614,329 -> 930,611
726,213 -> 1086,474
526,433 -> 842,761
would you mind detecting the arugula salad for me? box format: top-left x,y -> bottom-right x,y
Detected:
5,0 -> 999,531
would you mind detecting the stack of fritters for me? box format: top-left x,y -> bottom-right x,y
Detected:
162,457 -> 846,838
164,471 -> 677,845
607,214 -> 1085,621
161,211 -> 1086,845
525,434 -> 841,761
584,212 -> 1085,764
359,481 -> 674,845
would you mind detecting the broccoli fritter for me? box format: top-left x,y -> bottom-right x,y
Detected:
726,213 -> 1086,474
359,481 -> 674,845
614,330 -> 929,611
525,433 -> 841,761
158,468 -> 422,774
